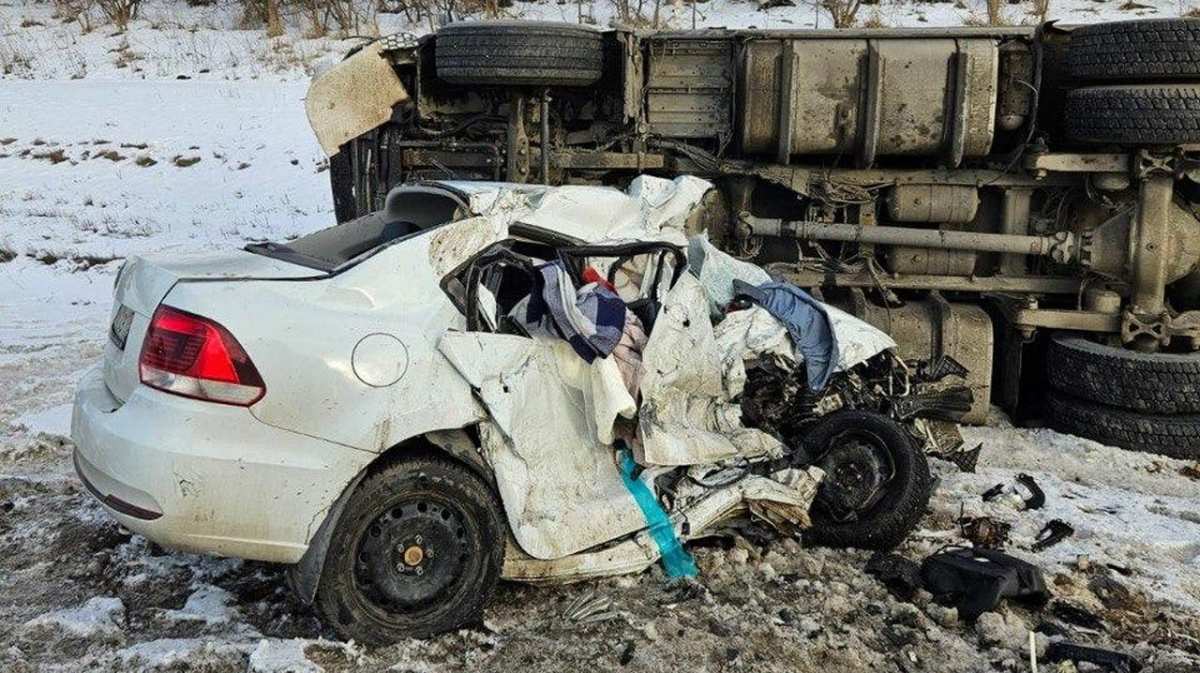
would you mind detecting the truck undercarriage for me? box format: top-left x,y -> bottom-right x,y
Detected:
306,18 -> 1200,450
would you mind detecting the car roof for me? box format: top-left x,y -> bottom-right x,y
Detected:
388,177 -> 714,245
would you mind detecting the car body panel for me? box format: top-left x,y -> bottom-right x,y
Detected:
72,365 -> 369,563
438,332 -> 645,560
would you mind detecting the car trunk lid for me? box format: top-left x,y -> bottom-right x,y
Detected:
103,251 -> 325,403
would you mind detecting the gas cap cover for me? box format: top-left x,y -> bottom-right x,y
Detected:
352,333 -> 408,387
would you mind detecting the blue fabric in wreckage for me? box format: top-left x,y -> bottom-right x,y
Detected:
731,279 -> 839,391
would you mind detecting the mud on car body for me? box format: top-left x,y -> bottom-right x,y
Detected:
72,177 -> 971,643
308,18 -> 1200,458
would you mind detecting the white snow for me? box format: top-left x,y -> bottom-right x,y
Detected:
22,596 -> 126,638
117,637 -> 254,668
2,1 -> 1200,670
164,585 -> 241,625
13,402 -> 73,436
248,638 -> 324,673
943,423 -> 1200,612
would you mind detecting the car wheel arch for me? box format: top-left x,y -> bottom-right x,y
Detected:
286,427 -> 495,604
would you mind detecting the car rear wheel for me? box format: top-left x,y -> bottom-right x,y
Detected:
435,21 -> 604,87
1068,19 -> 1200,81
313,454 -> 506,644
1064,85 -> 1200,146
802,411 -> 932,551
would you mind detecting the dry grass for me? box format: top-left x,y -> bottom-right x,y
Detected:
860,8 -> 887,28
52,0 -> 97,32
822,0 -> 863,28
1030,0 -> 1051,22
0,37 -> 33,76
96,0 -> 143,30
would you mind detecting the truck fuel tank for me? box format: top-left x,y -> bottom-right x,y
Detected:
740,37 -> 1000,166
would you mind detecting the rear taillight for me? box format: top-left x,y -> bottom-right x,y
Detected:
139,305 -> 265,406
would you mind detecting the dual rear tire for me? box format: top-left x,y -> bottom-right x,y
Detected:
1045,333 -> 1200,460
1064,19 -> 1200,146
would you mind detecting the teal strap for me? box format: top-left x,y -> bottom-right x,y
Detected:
618,447 -> 698,578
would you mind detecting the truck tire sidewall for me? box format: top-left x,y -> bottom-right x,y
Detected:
1048,332 -> 1200,414
435,21 -> 603,87
1047,390 -> 1200,460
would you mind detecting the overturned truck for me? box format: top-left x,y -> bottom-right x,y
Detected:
307,18 -> 1200,455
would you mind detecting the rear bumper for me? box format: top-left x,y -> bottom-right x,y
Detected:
71,365 -> 370,563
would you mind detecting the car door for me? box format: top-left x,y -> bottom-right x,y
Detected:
437,241 -> 648,560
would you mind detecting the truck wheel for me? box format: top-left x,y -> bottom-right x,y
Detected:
313,454 -> 506,644
1068,19 -> 1200,81
1047,391 -> 1200,460
1048,333 -> 1200,414
1065,85 -> 1200,146
435,21 -> 603,87
802,411 -> 932,551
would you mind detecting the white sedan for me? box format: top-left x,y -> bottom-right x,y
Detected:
72,177 -> 937,643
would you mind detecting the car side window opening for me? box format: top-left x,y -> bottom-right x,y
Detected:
450,238 -> 687,349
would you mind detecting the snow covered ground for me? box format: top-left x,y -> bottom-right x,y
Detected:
2,1 -> 1200,671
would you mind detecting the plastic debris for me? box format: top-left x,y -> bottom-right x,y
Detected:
617,448 -> 698,579
1032,520 -> 1074,552
865,553 -> 922,601
1043,642 -> 1141,673
1015,474 -> 1046,510
920,548 -> 1050,621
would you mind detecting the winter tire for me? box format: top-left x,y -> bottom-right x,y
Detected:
802,411 -> 932,551
1047,332 -> 1200,414
313,454 -> 506,644
1068,19 -> 1200,81
1064,85 -> 1200,146
1047,391 -> 1200,460
435,21 -> 603,87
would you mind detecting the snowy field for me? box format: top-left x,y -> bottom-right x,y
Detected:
2,1 -> 1200,671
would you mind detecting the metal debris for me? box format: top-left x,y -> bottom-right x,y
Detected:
959,515 -> 1012,549
564,591 -> 621,626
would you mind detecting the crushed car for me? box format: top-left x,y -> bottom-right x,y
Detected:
308,18 -> 1200,458
72,176 -> 974,643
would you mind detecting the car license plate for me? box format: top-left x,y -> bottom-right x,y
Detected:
110,305 -> 134,350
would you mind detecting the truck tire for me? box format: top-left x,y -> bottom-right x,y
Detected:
1068,19 -> 1200,81
1065,85 -> 1200,146
1047,391 -> 1200,460
802,411 -> 932,551
436,21 -> 603,87
313,454 -> 506,644
1048,333 -> 1200,414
